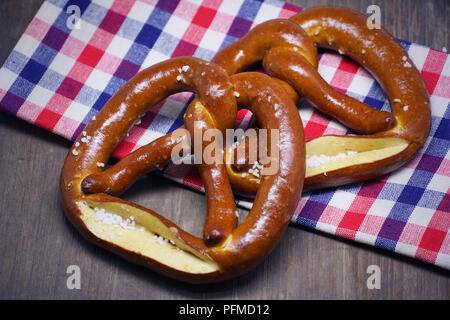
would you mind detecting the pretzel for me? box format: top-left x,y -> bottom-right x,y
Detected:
220,8 -> 430,193
60,56 -> 305,283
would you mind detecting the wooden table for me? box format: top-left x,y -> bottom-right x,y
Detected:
0,0 -> 448,300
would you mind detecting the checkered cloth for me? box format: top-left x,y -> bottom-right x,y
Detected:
0,0 -> 448,270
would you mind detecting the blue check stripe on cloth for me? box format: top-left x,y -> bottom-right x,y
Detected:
0,0 -> 448,269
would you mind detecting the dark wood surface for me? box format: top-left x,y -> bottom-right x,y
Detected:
0,0 -> 448,300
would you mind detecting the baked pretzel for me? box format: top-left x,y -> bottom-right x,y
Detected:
60,56 -> 305,283
221,7 -> 431,193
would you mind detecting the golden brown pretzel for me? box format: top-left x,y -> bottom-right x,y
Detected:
222,7 -> 431,193
60,55 -> 305,283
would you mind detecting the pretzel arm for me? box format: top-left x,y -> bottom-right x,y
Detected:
182,98 -> 238,246
263,47 -> 395,133
81,129 -> 182,195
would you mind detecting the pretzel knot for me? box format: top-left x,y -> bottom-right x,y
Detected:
217,8 -> 430,194
60,57 -> 305,283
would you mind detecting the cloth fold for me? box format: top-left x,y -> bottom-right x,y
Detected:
0,0 -> 448,269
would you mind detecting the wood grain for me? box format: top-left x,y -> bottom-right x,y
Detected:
0,0 -> 448,299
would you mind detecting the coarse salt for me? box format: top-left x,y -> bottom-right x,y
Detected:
306,151 -> 357,168
94,208 -> 136,230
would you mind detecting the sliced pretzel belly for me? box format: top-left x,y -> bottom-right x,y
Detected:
75,194 -> 221,282
304,135 -> 413,190
262,47 -> 395,133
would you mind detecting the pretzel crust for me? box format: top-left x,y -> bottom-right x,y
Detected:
60,56 -> 305,283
